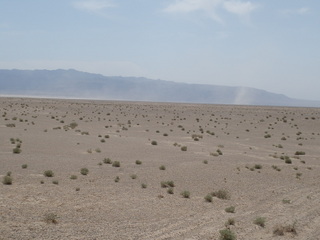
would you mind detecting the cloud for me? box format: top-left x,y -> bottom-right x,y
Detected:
72,0 -> 115,13
281,7 -> 310,16
164,0 -> 257,22
223,1 -> 256,16
164,0 -> 222,13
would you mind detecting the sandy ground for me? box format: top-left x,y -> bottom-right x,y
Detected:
0,97 -> 320,240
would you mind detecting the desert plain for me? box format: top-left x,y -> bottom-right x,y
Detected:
0,97 -> 320,240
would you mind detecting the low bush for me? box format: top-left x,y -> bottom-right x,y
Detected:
159,165 -> 166,170
211,189 -> 230,200
112,161 -> 120,167
225,206 -> 235,213
103,158 -> 112,164
80,168 -> 89,175
44,170 -> 54,177
219,229 -> 236,240
181,190 -> 190,198
254,217 -> 266,227
181,146 -> 187,151
70,175 -> 77,180
44,213 -> 58,224
204,194 -> 213,202
2,175 -> 12,185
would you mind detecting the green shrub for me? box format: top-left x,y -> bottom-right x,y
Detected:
21,164 -> 28,169
167,181 -> 175,187
161,181 -> 168,188
204,194 -> 213,202
211,189 -> 230,200
135,160 -> 142,165
44,213 -> 58,224
285,158 -> 292,164
254,217 -> 266,227
181,146 -> 187,151
69,122 -> 78,129
70,175 -> 77,180
225,218 -> 235,226
114,176 -> 120,182
167,187 -> 174,194
254,164 -> 262,169
2,175 -> 12,185
80,168 -> 89,175
52,180 -> 59,185
103,158 -> 112,164
273,222 -> 297,236
225,206 -> 235,213
219,229 -> 236,240
44,170 -> 54,177
181,190 -> 190,198
13,147 -> 21,154
159,165 -> 166,170
294,151 -> 305,155
112,161 -> 120,167
151,140 -> 158,145
217,149 -> 223,155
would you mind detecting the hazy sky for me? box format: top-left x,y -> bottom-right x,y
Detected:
1,0 -> 319,100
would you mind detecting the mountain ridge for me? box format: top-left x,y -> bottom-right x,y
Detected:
0,69 -> 319,107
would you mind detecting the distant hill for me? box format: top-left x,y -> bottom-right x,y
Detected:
0,69 -> 319,107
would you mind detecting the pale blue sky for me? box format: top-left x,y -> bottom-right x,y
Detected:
1,0 -> 319,100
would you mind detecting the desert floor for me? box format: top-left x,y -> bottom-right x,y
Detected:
1,97 -> 320,240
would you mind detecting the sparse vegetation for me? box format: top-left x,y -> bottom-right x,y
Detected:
204,194 -> 213,202
44,213 -> 58,224
273,222 -> 297,236
70,175 -> 77,180
2,175 -> 12,185
112,161 -> 120,167
80,168 -> 89,175
225,206 -> 235,213
181,190 -> 190,198
44,170 -> 54,177
13,147 -> 21,154
181,146 -> 187,151
159,165 -> 166,170
225,218 -> 235,226
103,158 -> 112,164
167,187 -> 174,194
219,229 -> 236,240
254,217 -> 266,227
294,151 -> 305,155
211,189 -> 230,200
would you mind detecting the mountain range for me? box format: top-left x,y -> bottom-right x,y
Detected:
0,69 -> 319,107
